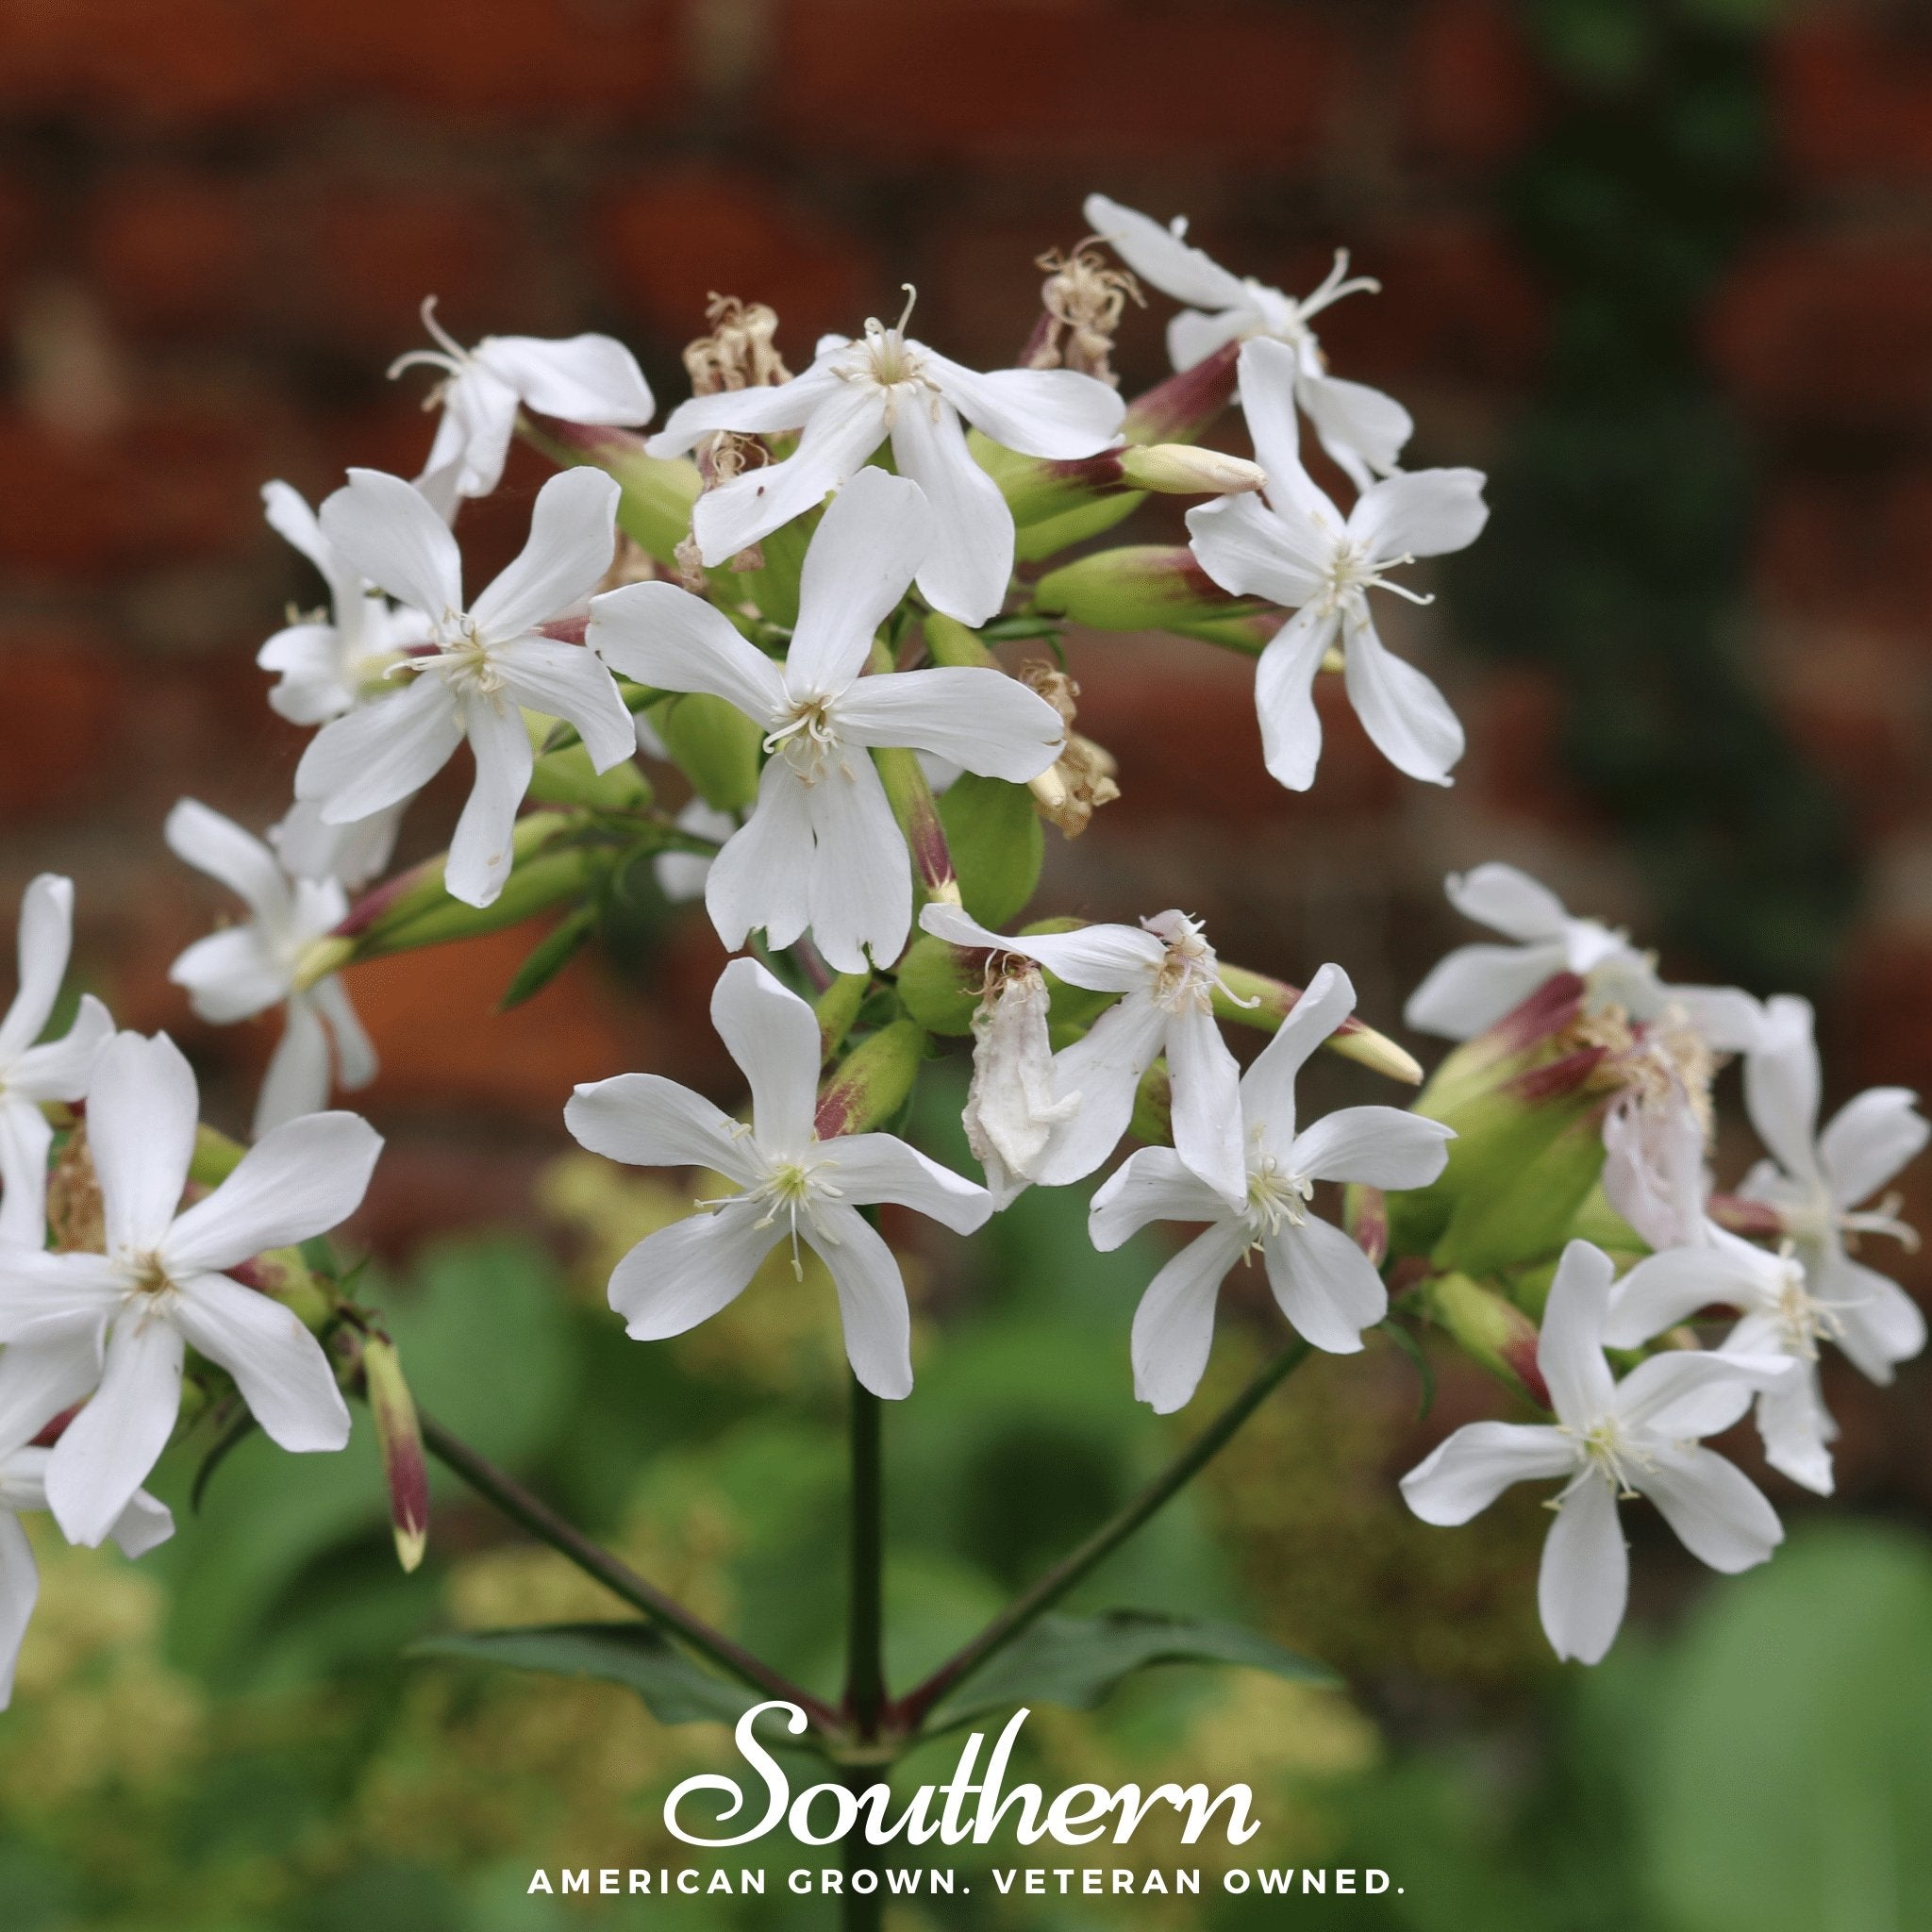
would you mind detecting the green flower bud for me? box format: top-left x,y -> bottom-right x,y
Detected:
874,745 -> 958,908
922,613 -> 996,671
816,972 -> 873,1061
894,935 -> 982,1037
940,774 -> 1043,928
1014,492 -> 1145,562
356,843 -> 605,961
650,691 -> 763,811
1032,545 -> 1263,634
1213,964 -> 1422,1086
362,1334 -> 429,1574
814,1019 -> 927,1139
1122,340 -> 1241,445
1117,444 -> 1266,496
1423,1271 -> 1551,1408
519,418 -> 701,565
1131,1059 -> 1173,1146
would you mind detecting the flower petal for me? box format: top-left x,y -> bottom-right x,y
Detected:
475,332 -> 655,425
1818,1087 -> 1928,1209
311,975 -> 376,1091
1351,466 -> 1489,562
709,956 -> 822,1157
1298,370 -> 1412,485
444,696 -> 535,908
319,468 -> 463,620
89,1032 -> 199,1255
252,993 -> 331,1139
1639,1443 -> 1783,1574
1163,1000 -> 1245,1206
646,358 -> 844,458
890,400 -> 1015,626
296,675 -> 464,824
1615,1348 -> 1763,1439
45,1308 -> 185,1548
1167,305 -> 1250,372
917,904 -> 1163,993
169,928 -> 287,1025
1235,338 -> 1347,529
706,758 -> 815,957
172,1272 -> 350,1452
261,477 -> 340,588
809,1205 -> 913,1399
1033,993 -> 1170,1188
590,580 -> 786,722
835,669 -> 1064,782
1814,1246 -> 1926,1385
1538,1475 -> 1627,1664
1403,941 -> 1568,1041
1602,1240 -> 1773,1349
1090,1146 -> 1232,1252
0,1511 -> 37,1709
470,468 -> 622,639
821,1133 -> 990,1235
1750,1363 -> 1836,1495
0,1098 -> 54,1250
691,384 -> 887,565
924,355 -> 1124,460
1262,1213 -> 1387,1353
1081,194 -> 1252,312
608,1200 -> 774,1339
806,750 -> 913,974
6,991 -> 111,1108
1537,1240 -> 1618,1428
1443,862 -> 1573,942
166,1110 -> 379,1274
784,467 -> 931,694
0,1322 -> 105,1451
1186,492 -> 1327,611
1247,605 -> 1338,792
1341,617 -> 1463,786
1289,1106 -> 1454,1190
1131,1222 -> 1249,1413
164,800 -> 290,928
493,635 -> 635,772
1400,1420 -> 1576,1524
0,1250 -> 123,1346
107,1486 -> 175,1560
1237,960 -> 1355,1155
565,1072 -> 758,1186
1743,994 -> 1824,1187
0,874 -> 75,1065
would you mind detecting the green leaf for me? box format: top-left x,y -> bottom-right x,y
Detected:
409,1623 -> 760,1729
925,1609 -> 1334,1734
499,908 -> 595,1010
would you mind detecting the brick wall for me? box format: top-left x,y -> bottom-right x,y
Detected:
1,0 -> 1928,1378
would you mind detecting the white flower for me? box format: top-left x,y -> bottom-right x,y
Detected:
1602,997 -> 1928,1494
257,480 -> 415,725
1090,963 -> 1452,1411
1084,192 -> 1411,490
653,797 -> 738,906
589,469 -> 1065,973
391,301 -> 655,520
920,902 -> 1248,1206
1404,860 -> 1765,1050
270,795 -> 404,892
165,800 -> 375,1139
0,1439 -> 172,1709
0,875 -> 114,1248
0,1032 -> 378,1546
293,466 -> 636,908
645,294 -> 1124,625
1186,338 -> 1486,791
1402,1239 -> 1786,1664
1601,1068 -> 1711,1254
564,958 -> 991,1399
961,963 -> 1080,1210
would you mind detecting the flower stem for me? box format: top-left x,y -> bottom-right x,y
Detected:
842,1375 -> 888,1931
892,1336 -> 1313,1730
418,1412 -> 841,1733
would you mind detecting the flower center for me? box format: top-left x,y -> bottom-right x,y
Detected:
125,1251 -> 175,1299
429,615 -> 507,697
704,1151 -> 846,1280
1315,537 -> 1428,617
764,696 -> 846,783
1771,1247 -> 1847,1360
840,286 -> 939,429
1563,1414 -> 1653,1500
1145,914 -> 1221,1014
1245,1153 -> 1312,1238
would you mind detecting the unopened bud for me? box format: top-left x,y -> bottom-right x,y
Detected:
350,841 -> 603,964
895,935 -> 984,1038
1118,444 -> 1266,497
362,1335 -> 430,1574
1121,339 -> 1241,445
816,972 -> 872,1062
528,742 -> 652,814
336,813 -> 575,948
874,746 -> 960,909
1131,1059 -> 1173,1146
650,692 -> 763,812
815,1020 -> 927,1140
922,612 -> 998,671
1033,545 -> 1262,634
1423,1271 -> 1551,1409
1211,965 -> 1423,1085
941,773 -> 1044,925
1345,1184 -> 1389,1267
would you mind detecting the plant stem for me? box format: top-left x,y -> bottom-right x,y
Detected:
419,1412 -> 842,1733
892,1336 -> 1313,1729
844,1376 -> 886,1737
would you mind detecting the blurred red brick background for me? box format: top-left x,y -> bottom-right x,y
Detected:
1,0 -> 1929,1413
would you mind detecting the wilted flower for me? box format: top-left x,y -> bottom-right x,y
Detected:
960,960 -> 1080,1209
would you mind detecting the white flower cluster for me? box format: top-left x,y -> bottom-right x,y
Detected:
0,192 -> 1919,1702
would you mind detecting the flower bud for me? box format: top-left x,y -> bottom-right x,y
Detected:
1212,965 -> 1423,1085
649,692 -> 763,812
1122,339 -> 1241,445
816,971 -> 873,1061
1117,444 -> 1266,496
1033,545 -> 1264,634
895,935 -> 983,1037
1014,491 -> 1147,563
520,418 -> 702,566
1131,1059 -> 1173,1146
1345,1184 -> 1389,1268
874,746 -> 961,908
349,842 -> 605,964
527,742 -> 652,813
815,1019 -> 928,1140
334,812 -> 575,948
922,612 -> 997,671
1423,1271 -> 1551,1409
362,1334 -> 430,1574
940,774 -> 1042,926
